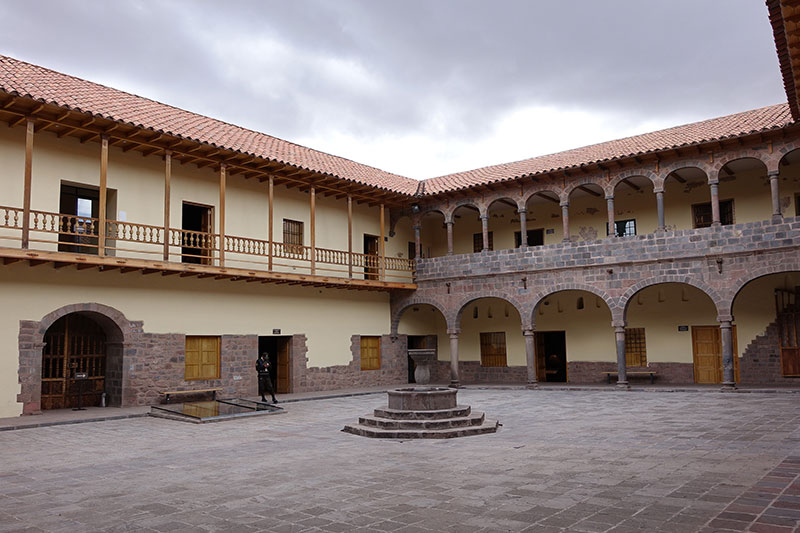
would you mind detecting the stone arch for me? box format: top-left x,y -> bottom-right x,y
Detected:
729,260 -> 800,310
524,189 -> 563,208
606,170 -> 658,197
391,299 -> 450,335
445,200 -> 482,222
563,176 -> 605,200
454,294 -> 527,331
487,196 -> 523,213
620,277 -> 725,321
661,160 -> 711,180
529,283 -> 618,327
711,150 -> 771,177
18,303 -> 138,415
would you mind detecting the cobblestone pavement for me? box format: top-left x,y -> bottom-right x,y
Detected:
2,390 -> 800,533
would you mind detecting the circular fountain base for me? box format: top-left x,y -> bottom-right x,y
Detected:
343,387 -> 499,439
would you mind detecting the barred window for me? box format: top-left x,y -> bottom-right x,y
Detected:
480,332 -> 507,367
283,219 -> 303,246
625,328 -> 647,367
693,200 -> 734,228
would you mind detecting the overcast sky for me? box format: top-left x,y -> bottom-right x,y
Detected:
0,1 -> 786,179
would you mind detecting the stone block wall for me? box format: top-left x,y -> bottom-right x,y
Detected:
740,321 -> 800,385
566,361 -> 692,385
292,334 -> 409,392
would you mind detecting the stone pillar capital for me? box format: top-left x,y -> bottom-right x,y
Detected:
517,208 -> 527,215
479,214 -> 489,221
522,329 -> 535,337
768,169 -> 780,179
605,195 -> 614,201
560,201 -> 569,208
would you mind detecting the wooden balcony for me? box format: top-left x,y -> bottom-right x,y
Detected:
0,205 -> 416,291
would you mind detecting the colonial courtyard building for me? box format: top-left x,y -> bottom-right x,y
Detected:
0,2 -> 799,418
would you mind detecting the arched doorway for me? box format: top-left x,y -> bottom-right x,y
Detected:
41,313 -> 108,409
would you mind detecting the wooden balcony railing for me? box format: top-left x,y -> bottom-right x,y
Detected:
0,205 -> 415,282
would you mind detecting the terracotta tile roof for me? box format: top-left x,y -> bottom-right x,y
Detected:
767,0 -> 800,120
0,54 -> 795,198
424,103 -> 795,194
0,54 -> 419,196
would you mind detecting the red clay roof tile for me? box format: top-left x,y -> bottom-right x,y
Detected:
0,54 -> 795,197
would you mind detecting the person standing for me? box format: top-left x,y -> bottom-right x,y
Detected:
256,352 -> 278,403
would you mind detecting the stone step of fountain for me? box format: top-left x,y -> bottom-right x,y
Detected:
358,412 -> 485,430
342,419 -> 499,439
372,405 -> 472,420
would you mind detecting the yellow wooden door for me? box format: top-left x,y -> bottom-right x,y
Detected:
692,326 -> 739,384
276,339 -> 290,393
185,336 -> 220,380
360,336 -> 381,370
693,326 -> 721,384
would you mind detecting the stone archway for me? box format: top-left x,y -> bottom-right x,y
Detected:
17,303 -> 140,415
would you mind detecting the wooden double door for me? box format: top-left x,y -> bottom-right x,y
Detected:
42,314 -> 107,409
692,325 -> 739,384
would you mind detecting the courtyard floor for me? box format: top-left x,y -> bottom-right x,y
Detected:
2,389 -> 800,532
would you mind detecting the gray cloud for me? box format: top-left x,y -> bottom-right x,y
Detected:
0,0 -> 786,176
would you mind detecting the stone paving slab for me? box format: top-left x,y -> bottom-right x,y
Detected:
1,390 -> 800,532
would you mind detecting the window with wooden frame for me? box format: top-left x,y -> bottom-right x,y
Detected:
606,219 -> 637,237
473,231 -> 493,252
283,219 -> 304,254
692,200 -> 734,228
360,336 -> 381,370
185,336 -> 220,380
625,328 -> 647,367
480,332 -> 507,367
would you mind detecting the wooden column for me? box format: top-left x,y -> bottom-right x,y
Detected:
710,181 -> 721,227
449,331 -> 460,388
163,151 -> 171,261
614,325 -> 628,388
21,118 -> 33,249
310,187 -> 316,275
606,196 -> 615,237
655,189 -> 666,232
518,208 -> 528,247
219,164 -> 226,267
268,176 -> 274,271
720,320 -> 735,388
379,203 -> 385,281
524,329 -> 538,388
347,195 -> 353,278
769,170 -> 782,223
561,202 -> 570,242
98,135 -> 108,257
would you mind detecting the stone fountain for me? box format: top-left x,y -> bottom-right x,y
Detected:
342,387 -> 499,439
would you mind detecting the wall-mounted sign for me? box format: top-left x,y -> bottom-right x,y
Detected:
545,229 -> 555,235
678,325 -> 689,332
74,372 -> 88,380
272,329 -> 281,335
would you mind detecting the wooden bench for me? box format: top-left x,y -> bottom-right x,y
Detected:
159,388 -> 223,404
601,371 -> 657,384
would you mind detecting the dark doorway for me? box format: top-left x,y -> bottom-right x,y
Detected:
258,336 -> 292,393
182,202 -> 213,264
364,234 -> 379,280
407,335 -> 437,383
514,229 -> 544,247
535,331 -> 567,382
59,184 -> 100,254
42,314 -> 107,409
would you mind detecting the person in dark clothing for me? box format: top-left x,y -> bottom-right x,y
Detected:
256,352 -> 278,403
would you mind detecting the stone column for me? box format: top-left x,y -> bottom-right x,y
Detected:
413,225 -> 421,259
710,181 -> 721,227
449,331 -> 460,388
480,215 -> 489,252
523,329 -> 537,388
614,326 -> 629,389
518,208 -> 528,247
769,170 -> 782,223
446,221 -> 454,255
606,196 -> 615,237
655,189 -> 666,232
720,320 -> 736,389
561,202 -> 570,242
